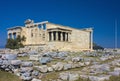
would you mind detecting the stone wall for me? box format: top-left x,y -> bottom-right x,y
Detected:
46,23 -> 92,51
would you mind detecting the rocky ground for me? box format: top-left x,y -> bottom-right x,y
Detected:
0,48 -> 120,81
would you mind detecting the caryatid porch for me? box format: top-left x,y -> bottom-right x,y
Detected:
47,28 -> 72,42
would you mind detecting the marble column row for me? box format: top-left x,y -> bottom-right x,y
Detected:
38,24 -> 46,30
48,31 -> 71,42
8,32 -> 21,39
8,32 -> 17,39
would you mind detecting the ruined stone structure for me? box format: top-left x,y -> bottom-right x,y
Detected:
7,19 -> 93,51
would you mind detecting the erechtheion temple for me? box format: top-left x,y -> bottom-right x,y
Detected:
7,19 -> 93,51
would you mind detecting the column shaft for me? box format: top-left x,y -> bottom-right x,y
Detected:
48,32 -> 50,41
41,24 -> 44,29
51,32 -> 54,41
56,31 -> 58,41
61,32 -> 63,41
12,33 -> 14,39
65,33 -> 67,41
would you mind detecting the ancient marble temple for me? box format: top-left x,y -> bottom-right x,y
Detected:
7,19 -> 93,51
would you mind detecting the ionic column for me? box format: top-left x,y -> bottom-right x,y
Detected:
48,32 -> 50,41
12,33 -> 14,39
41,24 -> 44,29
51,32 -> 54,41
60,32 -> 63,41
8,34 -> 9,39
8,33 -> 11,39
56,31 -> 58,41
65,32 -> 67,41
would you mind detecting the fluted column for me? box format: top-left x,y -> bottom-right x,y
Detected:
65,32 -> 67,41
8,33 -> 11,39
48,32 -> 50,41
60,32 -> 63,41
51,32 -> 54,41
12,33 -> 14,39
56,31 -> 58,41
41,24 -> 44,29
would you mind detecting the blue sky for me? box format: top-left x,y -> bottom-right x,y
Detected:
0,0 -> 120,48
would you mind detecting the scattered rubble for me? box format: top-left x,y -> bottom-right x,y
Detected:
0,48 -> 120,81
